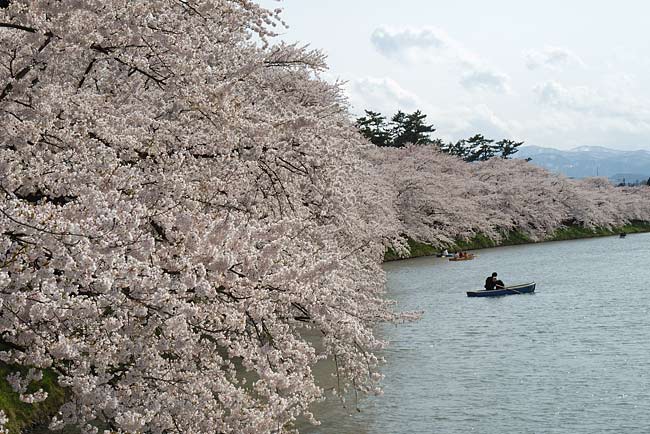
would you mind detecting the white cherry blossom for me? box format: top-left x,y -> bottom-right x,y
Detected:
1,1 -> 405,432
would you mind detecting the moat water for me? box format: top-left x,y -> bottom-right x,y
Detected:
304,233 -> 650,433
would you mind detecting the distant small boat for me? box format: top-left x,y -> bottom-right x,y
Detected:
467,282 -> 536,297
619,233 -> 626,238
436,253 -> 454,257
449,254 -> 475,261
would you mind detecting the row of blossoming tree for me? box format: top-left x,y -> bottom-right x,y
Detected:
369,145 -> 650,248
2,1 -> 650,434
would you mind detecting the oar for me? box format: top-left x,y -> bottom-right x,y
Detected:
504,287 -> 521,294
492,285 -> 520,294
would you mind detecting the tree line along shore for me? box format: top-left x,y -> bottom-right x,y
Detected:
384,221 -> 650,261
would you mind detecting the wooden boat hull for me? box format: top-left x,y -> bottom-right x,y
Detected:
467,282 -> 536,297
449,255 -> 475,261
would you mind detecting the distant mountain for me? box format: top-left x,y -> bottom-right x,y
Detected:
516,145 -> 650,183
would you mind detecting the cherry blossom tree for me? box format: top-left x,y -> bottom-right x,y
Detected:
371,145 -> 650,246
0,1 -> 408,433
368,146 -> 493,245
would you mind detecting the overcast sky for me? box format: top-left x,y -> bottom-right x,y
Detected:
260,0 -> 650,151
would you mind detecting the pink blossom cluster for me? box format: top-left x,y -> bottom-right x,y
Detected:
0,410 -> 8,434
370,145 -> 650,246
0,1 -> 407,432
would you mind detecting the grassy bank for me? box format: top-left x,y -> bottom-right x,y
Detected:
384,220 -> 650,261
0,362 -> 66,434
547,220 -> 650,241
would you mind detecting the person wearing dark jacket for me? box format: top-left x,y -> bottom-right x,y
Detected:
484,272 -> 505,290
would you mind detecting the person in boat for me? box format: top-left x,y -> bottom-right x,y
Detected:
484,272 -> 505,290
442,249 -> 449,256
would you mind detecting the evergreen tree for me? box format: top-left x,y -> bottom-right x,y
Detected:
495,139 -> 524,159
354,108 -> 524,162
441,140 -> 469,159
438,135 -> 525,162
355,110 -> 392,147
356,109 -> 436,148
464,134 -> 496,162
389,110 -> 408,147
391,110 -> 436,147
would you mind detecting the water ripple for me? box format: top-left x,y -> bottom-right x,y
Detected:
302,233 -> 650,434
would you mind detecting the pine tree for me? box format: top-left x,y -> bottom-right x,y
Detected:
441,140 -> 469,159
356,110 -> 392,147
356,109 -> 436,148
391,110 -> 436,147
464,134 -> 496,162
495,139 -> 524,159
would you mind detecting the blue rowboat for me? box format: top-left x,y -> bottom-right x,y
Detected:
466,282 -> 536,297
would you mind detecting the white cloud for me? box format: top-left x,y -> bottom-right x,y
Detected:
344,76 -> 422,115
524,109 -> 650,150
342,75 -> 516,141
532,80 -> 650,120
524,46 -> 585,71
533,81 -> 600,112
370,27 -> 451,63
528,80 -> 650,149
434,104 -> 515,141
460,69 -> 510,94
370,26 -> 510,94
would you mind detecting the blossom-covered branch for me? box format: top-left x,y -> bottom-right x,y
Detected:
0,1 -> 407,433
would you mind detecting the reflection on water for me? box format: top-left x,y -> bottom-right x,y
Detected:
301,233 -> 650,434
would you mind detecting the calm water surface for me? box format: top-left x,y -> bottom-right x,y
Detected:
304,233 -> 650,434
